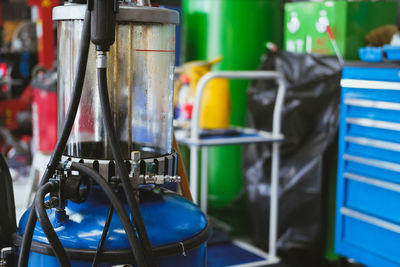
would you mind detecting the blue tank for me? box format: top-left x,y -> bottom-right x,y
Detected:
18,187 -> 209,266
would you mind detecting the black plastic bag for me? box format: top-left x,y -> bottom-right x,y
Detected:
243,51 -> 341,255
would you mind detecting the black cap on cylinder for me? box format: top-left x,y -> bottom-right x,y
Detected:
89,0 -> 118,51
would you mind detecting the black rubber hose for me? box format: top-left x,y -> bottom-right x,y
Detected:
97,67 -> 156,266
91,205 -> 113,267
70,162 -> 146,266
0,152 -> 16,248
18,9 -> 91,267
35,182 -> 70,267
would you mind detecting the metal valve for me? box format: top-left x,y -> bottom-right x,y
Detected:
139,174 -> 181,185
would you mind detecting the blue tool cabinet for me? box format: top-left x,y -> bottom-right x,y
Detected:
335,63 -> 400,267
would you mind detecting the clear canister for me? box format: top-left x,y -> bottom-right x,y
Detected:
53,4 -> 178,160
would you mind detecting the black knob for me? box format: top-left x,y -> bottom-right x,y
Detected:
64,175 -> 91,204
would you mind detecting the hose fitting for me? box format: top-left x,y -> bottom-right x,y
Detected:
96,51 -> 108,69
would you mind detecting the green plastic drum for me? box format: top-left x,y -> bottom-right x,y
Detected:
182,0 -> 283,208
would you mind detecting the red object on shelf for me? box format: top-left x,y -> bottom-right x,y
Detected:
180,74 -> 190,84
27,0 -> 59,69
31,69 -> 57,154
182,103 -> 193,119
32,87 -> 57,153
0,86 -> 32,130
0,62 -> 8,93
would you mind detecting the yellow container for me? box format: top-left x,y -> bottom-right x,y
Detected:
198,77 -> 230,129
176,57 -> 231,129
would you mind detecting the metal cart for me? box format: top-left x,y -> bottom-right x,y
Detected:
175,71 -> 286,266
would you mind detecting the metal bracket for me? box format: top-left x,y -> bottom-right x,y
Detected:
49,169 -> 65,211
138,174 -> 181,185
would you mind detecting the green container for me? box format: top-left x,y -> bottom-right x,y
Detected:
284,0 -> 397,60
182,0 -> 283,208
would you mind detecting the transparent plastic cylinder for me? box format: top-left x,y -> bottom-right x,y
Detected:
57,20 -> 175,159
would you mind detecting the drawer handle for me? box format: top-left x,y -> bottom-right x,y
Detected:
341,79 -> 400,90
344,172 -> 400,192
345,98 -> 400,111
345,136 -> 400,152
341,207 -> 400,234
344,154 -> 400,173
346,117 -> 400,132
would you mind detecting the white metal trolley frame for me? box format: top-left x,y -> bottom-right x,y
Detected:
175,71 -> 286,266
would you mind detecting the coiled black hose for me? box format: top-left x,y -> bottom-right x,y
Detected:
35,182 -> 70,267
97,66 -> 155,266
70,162 -> 146,266
18,9 -> 91,267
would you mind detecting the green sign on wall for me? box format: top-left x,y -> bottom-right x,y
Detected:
284,0 -> 397,60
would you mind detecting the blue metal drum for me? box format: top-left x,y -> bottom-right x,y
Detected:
18,187 -> 209,266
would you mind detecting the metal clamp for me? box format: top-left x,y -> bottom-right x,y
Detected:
96,51 -> 108,69
62,150 -> 179,184
179,242 -> 186,257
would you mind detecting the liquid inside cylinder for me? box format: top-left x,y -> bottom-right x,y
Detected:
57,10 -> 175,160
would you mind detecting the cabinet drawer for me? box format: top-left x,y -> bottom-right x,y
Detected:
342,87 -> 400,103
342,67 -> 400,82
345,173 -> 400,224
345,154 -> 400,185
347,106 -> 400,124
342,210 -> 400,266
346,122 -> 400,145
346,137 -> 400,164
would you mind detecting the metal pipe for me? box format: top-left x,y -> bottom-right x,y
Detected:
200,147 -> 209,212
190,146 -> 199,204
191,71 -> 286,141
269,142 -> 280,259
190,70 -> 286,259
